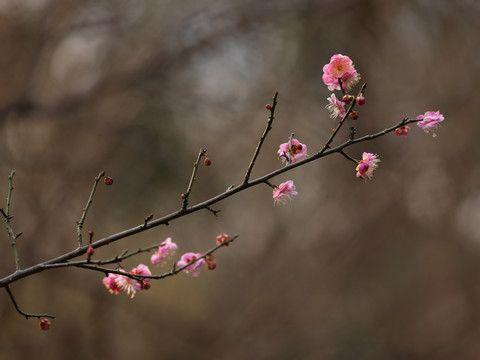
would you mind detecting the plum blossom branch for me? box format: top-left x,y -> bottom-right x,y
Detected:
244,91 -> 278,184
0,116 -> 425,289
76,171 -> 105,247
5,285 -> 55,320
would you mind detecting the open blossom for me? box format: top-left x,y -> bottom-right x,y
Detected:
326,94 -> 346,119
273,180 -> 298,206
151,237 -> 178,265
277,138 -> 307,164
113,264 -> 152,298
322,54 -> 360,92
177,252 -> 206,277
416,110 -> 444,137
356,152 -> 380,180
102,273 -> 123,295
394,125 -> 410,137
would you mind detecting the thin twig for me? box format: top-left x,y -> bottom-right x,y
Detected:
339,150 -> 357,163
243,91 -> 278,184
5,285 -> 55,319
76,171 -> 105,247
182,149 -> 207,210
2,171 -> 21,271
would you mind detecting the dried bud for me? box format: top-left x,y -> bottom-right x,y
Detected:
104,176 -> 113,186
349,110 -> 359,120
206,261 -> 217,270
86,245 -> 95,257
342,95 -> 355,104
265,104 -> 272,110
204,157 -> 211,166
39,318 -> 51,331
356,94 -> 365,105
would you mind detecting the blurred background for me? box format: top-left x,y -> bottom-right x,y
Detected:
1,0 -> 479,359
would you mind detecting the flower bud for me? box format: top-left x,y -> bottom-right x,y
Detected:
356,94 -> 365,105
206,261 -> 217,270
349,110 -> 359,120
104,176 -> 113,186
342,95 -> 354,104
39,318 -> 51,331
204,157 -> 211,166
265,104 -> 272,110
86,245 -> 95,257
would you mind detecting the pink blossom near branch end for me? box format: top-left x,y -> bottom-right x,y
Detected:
150,237 -> 178,265
322,54 -> 361,92
326,94 -> 346,119
177,252 -> 206,277
416,110 -> 444,137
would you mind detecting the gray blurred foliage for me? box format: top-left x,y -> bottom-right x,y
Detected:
1,0 -> 480,359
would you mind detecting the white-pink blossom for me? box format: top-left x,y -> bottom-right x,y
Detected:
326,94 -> 346,119
277,138 -> 307,164
356,152 -> 380,180
416,110 -> 444,137
273,180 -> 298,206
115,264 -> 152,298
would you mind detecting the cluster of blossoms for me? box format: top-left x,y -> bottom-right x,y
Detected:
102,234 -> 230,297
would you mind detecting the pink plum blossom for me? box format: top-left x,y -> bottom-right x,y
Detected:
416,110 -> 444,137
322,54 -> 360,91
177,252 -> 206,277
102,273 -> 123,295
277,138 -> 307,164
356,152 -> 380,180
273,180 -> 298,206
326,94 -> 346,119
394,125 -> 410,137
114,264 -> 152,298
216,232 -> 231,247
150,237 -> 178,265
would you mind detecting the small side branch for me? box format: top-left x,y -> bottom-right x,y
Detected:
182,149 -> 207,210
76,171 -> 105,247
5,285 -> 55,320
243,91 -> 279,184
2,171 -> 21,271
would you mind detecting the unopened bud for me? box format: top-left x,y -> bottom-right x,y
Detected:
204,157 -> 211,166
39,318 -> 51,331
206,261 -> 217,270
181,193 -> 186,199
265,104 -> 272,110
342,95 -> 355,104
349,110 -> 359,120
104,176 -> 113,185
356,94 -> 365,105
86,245 -> 95,257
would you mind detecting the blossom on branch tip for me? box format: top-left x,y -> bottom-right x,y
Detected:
394,125 -> 410,137
326,94 -> 346,119
322,54 -> 360,92
39,319 -> 51,331
277,138 -> 307,164
273,180 -> 298,206
416,110 -> 444,137
177,252 -> 206,277
356,152 -> 380,180
151,237 -> 178,265
216,232 -> 231,247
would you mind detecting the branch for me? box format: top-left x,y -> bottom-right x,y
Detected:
0,116 -> 421,288
1,171 -> 21,271
5,285 -> 55,320
182,149 -> 207,210
243,91 -> 278,183
76,171 -> 105,247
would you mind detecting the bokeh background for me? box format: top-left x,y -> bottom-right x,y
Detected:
1,0 -> 479,359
